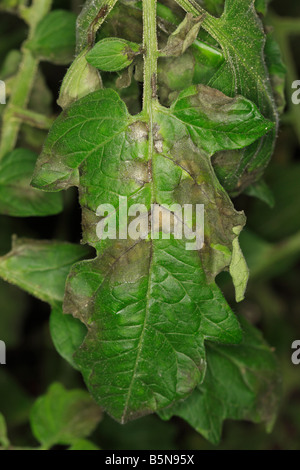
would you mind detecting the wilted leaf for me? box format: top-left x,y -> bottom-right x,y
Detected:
162,13 -> 204,57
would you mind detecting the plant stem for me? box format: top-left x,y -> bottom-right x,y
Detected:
142,0 -> 158,116
10,106 -> 55,130
76,0 -> 119,53
0,0 -> 52,160
174,0 -> 206,16
174,0 -> 217,41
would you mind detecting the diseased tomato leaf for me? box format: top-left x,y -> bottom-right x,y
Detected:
31,86 -> 273,422
159,316 -> 281,445
76,0 -> 119,54
176,0 -> 279,193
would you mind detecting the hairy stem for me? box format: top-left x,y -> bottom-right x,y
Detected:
174,0 -> 206,16
142,0 -> 158,115
0,0 -> 52,160
174,0 -> 217,41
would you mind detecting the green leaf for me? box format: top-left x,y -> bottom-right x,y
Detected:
68,439 -> 100,450
50,305 -> 87,369
0,237 -> 90,306
0,413 -> 10,449
159,317 -> 281,445
158,41 -> 224,105
32,86 -> 273,423
245,178 -> 275,208
0,149 -> 63,217
26,10 -> 76,65
0,49 -> 21,79
207,0 -> 278,186
30,383 -> 102,448
255,0 -> 272,16
0,238 -> 90,374
168,85 -> 274,156
86,38 -> 141,72
180,0 -> 278,192
58,48 -> 102,110
229,227 -> 249,302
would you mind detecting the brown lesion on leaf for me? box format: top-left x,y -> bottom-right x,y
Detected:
129,121 -> 148,142
81,205 -> 100,246
151,73 -> 158,99
123,45 -> 143,62
153,123 -> 163,154
122,161 -> 150,186
87,5 -> 109,47
64,237 -> 148,325
153,134 -> 245,281
161,12 -> 205,58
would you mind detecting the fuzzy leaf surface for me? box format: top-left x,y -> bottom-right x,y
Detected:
86,38 -> 141,72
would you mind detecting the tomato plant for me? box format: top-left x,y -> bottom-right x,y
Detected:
0,0 -> 299,451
